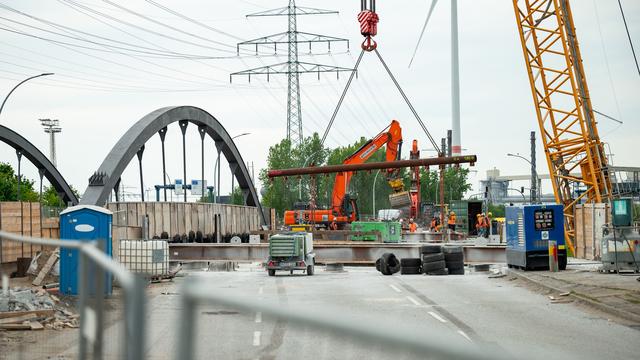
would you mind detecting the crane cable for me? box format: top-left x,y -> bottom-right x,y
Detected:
321,49 -> 365,145
323,0 -> 441,153
374,48 -> 440,153
617,0 -> 640,78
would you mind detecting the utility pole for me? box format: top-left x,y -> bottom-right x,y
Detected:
530,131 -> 538,203
39,119 -> 61,167
231,0 -> 352,148
451,0 -> 462,156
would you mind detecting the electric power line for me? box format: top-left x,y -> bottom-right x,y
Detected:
617,0 -> 640,78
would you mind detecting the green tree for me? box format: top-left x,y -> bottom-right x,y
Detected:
0,162 -> 38,201
418,167 -> 471,205
229,186 -> 244,205
260,134 -> 329,217
40,185 -> 80,207
488,204 -> 506,218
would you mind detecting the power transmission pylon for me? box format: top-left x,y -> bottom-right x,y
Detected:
231,0 -> 352,147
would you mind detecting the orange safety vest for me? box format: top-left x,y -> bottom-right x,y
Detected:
409,222 -> 417,232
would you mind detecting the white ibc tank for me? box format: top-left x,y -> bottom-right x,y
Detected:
119,240 -> 169,276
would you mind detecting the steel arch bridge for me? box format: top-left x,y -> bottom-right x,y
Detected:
0,124 -> 79,205
80,106 -> 266,224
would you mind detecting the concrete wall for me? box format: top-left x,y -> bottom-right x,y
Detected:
106,202 -> 261,239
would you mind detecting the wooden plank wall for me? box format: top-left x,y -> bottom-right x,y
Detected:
105,202 -> 261,239
0,202 -> 49,264
574,203 -> 609,260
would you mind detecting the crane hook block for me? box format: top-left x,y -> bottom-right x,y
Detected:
358,10 -> 379,51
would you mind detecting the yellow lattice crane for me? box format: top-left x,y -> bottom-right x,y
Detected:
512,0 -> 613,254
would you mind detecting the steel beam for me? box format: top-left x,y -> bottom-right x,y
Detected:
268,155 -> 477,178
169,243 -> 505,264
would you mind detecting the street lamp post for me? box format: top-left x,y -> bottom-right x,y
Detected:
214,133 -> 251,203
0,73 -> 54,118
372,169 -> 381,218
230,133 -> 250,201
507,153 -> 539,203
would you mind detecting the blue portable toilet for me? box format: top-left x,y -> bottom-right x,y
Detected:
506,204 -> 566,271
59,205 -> 113,296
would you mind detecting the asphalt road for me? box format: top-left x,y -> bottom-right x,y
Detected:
5,265 -> 639,359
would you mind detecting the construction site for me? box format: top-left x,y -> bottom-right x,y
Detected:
0,1 -> 639,359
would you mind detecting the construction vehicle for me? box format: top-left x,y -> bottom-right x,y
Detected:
284,120 -> 409,228
266,233 -> 315,276
512,0 -> 613,254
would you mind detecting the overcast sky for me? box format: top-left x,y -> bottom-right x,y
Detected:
0,0 -> 638,203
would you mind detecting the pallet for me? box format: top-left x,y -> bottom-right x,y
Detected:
32,250 -> 59,286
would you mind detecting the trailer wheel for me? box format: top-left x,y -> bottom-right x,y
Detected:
307,265 -> 315,276
268,269 -> 276,276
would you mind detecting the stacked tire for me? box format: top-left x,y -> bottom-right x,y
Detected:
376,253 -> 401,275
421,245 -> 448,275
400,258 -> 422,275
443,246 -> 465,275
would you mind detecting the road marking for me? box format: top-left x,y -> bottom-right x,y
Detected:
457,330 -> 472,342
389,284 -> 402,293
258,286 -> 263,295
255,312 -> 262,323
406,296 -> 421,306
253,331 -> 261,346
428,311 -> 448,323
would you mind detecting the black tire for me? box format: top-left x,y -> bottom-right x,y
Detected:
268,269 -> 276,276
307,265 -> 314,276
444,252 -> 464,262
401,258 -> 422,267
382,253 -> 400,267
422,253 -> 445,263
426,268 -> 449,276
442,246 -> 463,254
449,268 -> 465,275
446,260 -> 465,271
375,258 -> 383,272
420,245 -> 442,254
381,253 -> 401,274
422,260 -> 446,273
400,266 -> 421,275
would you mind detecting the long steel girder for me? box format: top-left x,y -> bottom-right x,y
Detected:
169,243 -> 506,265
513,0 -> 611,251
0,124 -> 78,205
80,106 -> 266,225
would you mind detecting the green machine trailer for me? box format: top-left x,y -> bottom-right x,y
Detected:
350,221 -> 401,243
266,233 -> 315,276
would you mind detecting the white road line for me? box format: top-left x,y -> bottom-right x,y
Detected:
406,296 -> 421,306
428,311 -> 448,323
258,286 -> 263,295
457,330 -> 472,342
389,284 -> 402,293
255,312 -> 262,323
253,331 -> 261,346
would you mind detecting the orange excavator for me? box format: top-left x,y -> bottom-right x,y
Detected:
284,120 -> 404,228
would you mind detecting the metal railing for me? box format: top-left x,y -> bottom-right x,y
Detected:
0,230 -> 146,360
3,230 -> 522,360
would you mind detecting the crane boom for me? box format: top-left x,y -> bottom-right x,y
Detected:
512,0 -> 612,253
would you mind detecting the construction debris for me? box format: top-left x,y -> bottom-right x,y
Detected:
32,250 -> 60,286
0,287 -> 78,331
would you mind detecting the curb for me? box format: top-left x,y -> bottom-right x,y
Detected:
506,269 -> 640,324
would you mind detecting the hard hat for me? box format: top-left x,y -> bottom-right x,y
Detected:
410,218 -> 414,221
488,212 -> 493,217
450,211 -> 455,215
333,217 -> 337,221
476,214 -> 482,217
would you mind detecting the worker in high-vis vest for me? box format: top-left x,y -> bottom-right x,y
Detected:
448,211 -> 456,231
409,218 -> 417,233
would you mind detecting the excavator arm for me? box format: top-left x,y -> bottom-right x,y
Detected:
330,120 -> 403,219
